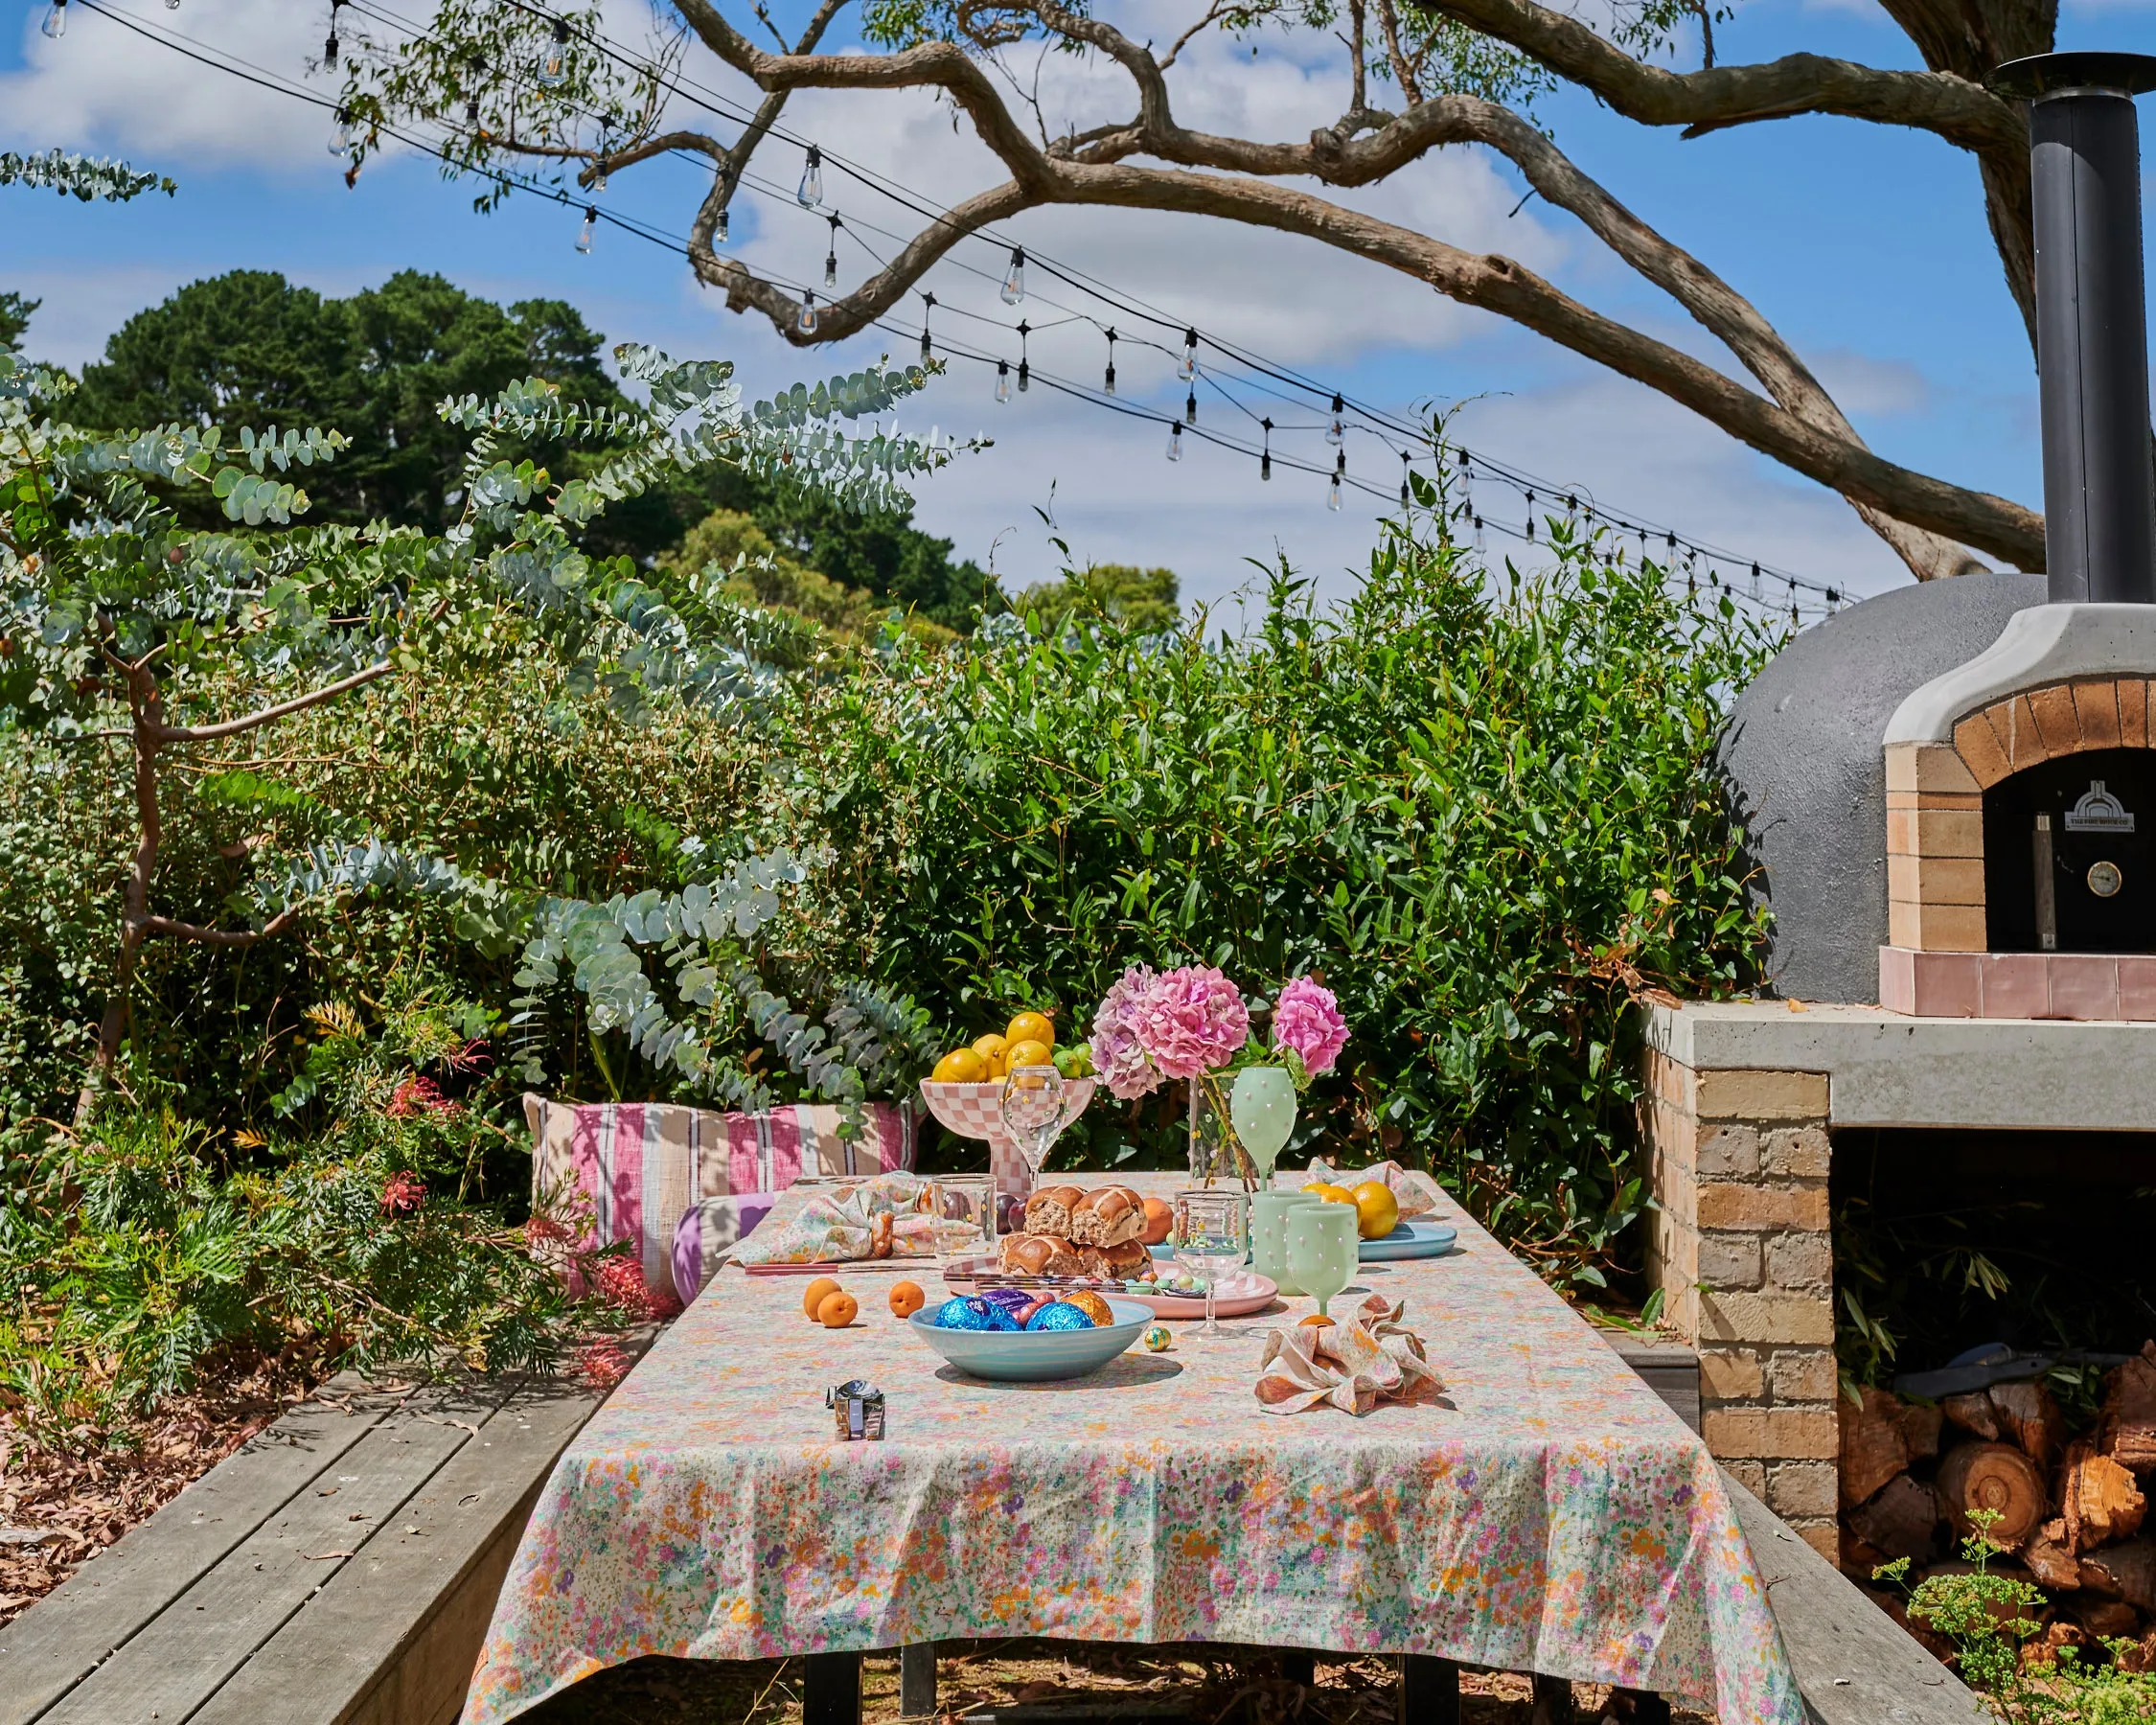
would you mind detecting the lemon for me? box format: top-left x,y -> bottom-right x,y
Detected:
1003,1037 -> 1054,1073
932,1048 -> 989,1083
1307,1184 -> 1357,1208
972,1033 -> 1009,1065
1005,1010 -> 1055,1049
1351,1180 -> 1401,1241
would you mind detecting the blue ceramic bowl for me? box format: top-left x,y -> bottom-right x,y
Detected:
909,1297 -> 1154,1382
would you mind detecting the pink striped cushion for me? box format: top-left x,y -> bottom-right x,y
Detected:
522,1094 -> 918,1295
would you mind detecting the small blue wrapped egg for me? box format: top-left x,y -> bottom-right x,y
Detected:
980,1300 -> 1021,1332
933,1296 -> 992,1331
1024,1300 -> 1096,1332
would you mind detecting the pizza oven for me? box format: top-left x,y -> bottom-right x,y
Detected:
1719,53 -> 2156,1019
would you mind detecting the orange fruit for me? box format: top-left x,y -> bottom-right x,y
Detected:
1005,1010 -> 1055,1049
1351,1181 -> 1401,1241
816,1289 -> 860,1328
803,1276 -> 842,1320
889,1280 -> 926,1319
1304,1184 -> 1356,1208
972,1033 -> 1009,1065
1139,1195 -> 1173,1245
1003,1037 -> 1053,1073
932,1048 -> 989,1084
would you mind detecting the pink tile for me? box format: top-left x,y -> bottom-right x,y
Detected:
2045,954 -> 2120,1021
1878,946 -> 1915,1014
2118,955 -> 2156,1021
1979,953 -> 2050,1020
1910,952 -> 1983,1018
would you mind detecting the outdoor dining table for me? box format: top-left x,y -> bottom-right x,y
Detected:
461,1171 -> 1803,1725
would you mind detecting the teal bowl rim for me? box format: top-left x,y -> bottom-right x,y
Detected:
907,1295 -> 1155,1343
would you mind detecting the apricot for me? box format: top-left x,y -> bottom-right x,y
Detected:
888,1279 -> 926,1319
803,1276 -> 842,1320
816,1289 -> 860,1328
1138,1195 -> 1174,1246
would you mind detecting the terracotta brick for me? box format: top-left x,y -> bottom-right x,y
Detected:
1909,808 -> 1984,859
1879,943 -> 1915,1012
1767,1348 -> 1840,1404
1795,1524 -> 1841,1562
2075,679 -> 2124,749
1887,853 -> 1985,906
1886,808 -> 1919,859
1905,903 -> 1987,954
1888,740 -> 1982,795
1721,1458 -> 1769,1497
1952,715 -> 2011,789
1765,1460 -> 1841,1520
2047,954 -> 2120,1021
1914,791 -> 1984,811
1761,1127 -> 1830,1178
2028,682 -> 2082,753
1765,1230 -> 1834,1290
1698,1183 -> 1830,1231
1980,952 -> 2049,1020
2120,955 -> 2156,1022
1699,1347 -> 1765,1402
1693,1069 -> 1828,1123
1699,1289 -> 1836,1346
1698,1230 -> 1763,1290
1908,949 -> 1983,1013
2125,679 -> 2152,749
1988,695 -> 2052,771
1697,1123 -> 1759,1177
1702,1405 -> 1840,1460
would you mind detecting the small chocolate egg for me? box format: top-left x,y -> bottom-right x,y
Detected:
1024,1301 -> 1096,1331
1061,1290 -> 1115,1326
979,1286 -> 1032,1313
1142,1322 -> 1173,1353
933,1296 -> 990,1331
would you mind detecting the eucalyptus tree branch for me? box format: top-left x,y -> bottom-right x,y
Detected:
150,662 -> 395,743
1372,0 -> 1424,104
142,907 -> 305,946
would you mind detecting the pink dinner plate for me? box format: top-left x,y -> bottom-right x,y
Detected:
1125,1273 -> 1279,1319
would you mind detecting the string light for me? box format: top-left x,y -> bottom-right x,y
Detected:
996,359 -> 1011,404
1166,422 -> 1183,463
715,204 -> 729,244
798,288 -> 817,334
1328,450 -> 1344,512
1525,490 -> 1536,541
538,17 -> 569,86
324,0 -> 344,67
591,117 -> 610,191
1178,329 -> 1198,384
575,204 -> 596,253
329,105 -> 355,156
920,291 -> 934,362
41,0 -> 66,39
1751,562 -> 1762,601
1016,320 -> 1030,393
1000,248 -> 1025,306
796,145 -> 823,209
824,215 -> 839,290
1103,328 -> 1116,397
1400,450 -> 1411,508
1260,418 -> 1273,482
1184,387 -> 1197,426
1326,395 -> 1345,448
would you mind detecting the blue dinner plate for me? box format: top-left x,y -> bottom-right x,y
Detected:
909,1297 -> 1155,1382
1359,1219 -> 1458,1260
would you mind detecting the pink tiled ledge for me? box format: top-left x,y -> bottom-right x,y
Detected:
1879,948 -> 2156,1020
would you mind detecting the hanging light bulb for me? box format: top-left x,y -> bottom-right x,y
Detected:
1166,423 -> 1183,462
1399,450 -> 1411,508
1000,247 -> 1025,305
465,95 -> 482,130
920,291 -> 934,362
41,0 -> 66,39
1327,451 -> 1343,511
1260,418 -> 1273,482
1017,321 -> 1030,393
1525,489 -> 1536,541
824,216 -> 840,290
1326,395 -> 1344,447
1178,329 -> 1197,383
329,106 -> 355,156
716,205 -> 730,245
576,205 -> 596,253
1103,328 -> 1116,397
1185,388 -> 1197,426
592,120 -> 610,192
797,145 -> 823,209
538,17 -> 570,85
799,289 -> 818,334
996,360 -> 1011,404
323,0 -> 343,64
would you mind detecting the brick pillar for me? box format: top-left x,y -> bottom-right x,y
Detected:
1643,1055 -> 1838,1559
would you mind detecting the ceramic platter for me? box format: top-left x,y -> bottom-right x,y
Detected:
908,1296 -> 1155,1382
1124,1272 -> 1278,1320
1359,1218 -> 1459,1261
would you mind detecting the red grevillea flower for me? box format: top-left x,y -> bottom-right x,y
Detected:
379,1170 -> 427,1217
386,1074 -> 463,1118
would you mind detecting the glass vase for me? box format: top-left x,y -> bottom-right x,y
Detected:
1187,1078 -> 1254,1190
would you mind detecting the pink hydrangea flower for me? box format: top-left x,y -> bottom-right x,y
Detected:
1089,964 -> 1163,1099
1273,976 -> 1347,1075
1133,965 -> 1250,1079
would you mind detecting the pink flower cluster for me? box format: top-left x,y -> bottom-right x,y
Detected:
1272,976 -> 1348,1075
1089,963 -> 1251,1097
379,1170 -> 427,1217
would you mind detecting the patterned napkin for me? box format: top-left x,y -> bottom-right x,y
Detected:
1296,1158 -> 1447,1218
730,1174 -> 957,1265
1255,1292 -> 1444,1415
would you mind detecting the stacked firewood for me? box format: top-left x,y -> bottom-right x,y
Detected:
1839,1341 -> 2156,1668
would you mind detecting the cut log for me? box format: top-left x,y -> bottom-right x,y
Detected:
2120,1630 -> 2156,1674
1989,1381 -> 2063,1471
1847,1473 -> 1940,1564
1943,1392 -> 2002,1442
1898,1401 -> 1944,1464
1840,1387 -> 1912,1509
2081,1557 -> 2122,1597
2062,1441 -> 2146,1552
2067,1596 -> 2142,1640
2079,1540 -> 2156,1612
1938,1441 -> 2048,1550
2021,1620 -> 2086,1670
2102,1343 -> 2156,1474
2022,1521 -> 2082,1592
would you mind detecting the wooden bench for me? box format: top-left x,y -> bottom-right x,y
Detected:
0,1368 -> 613,1725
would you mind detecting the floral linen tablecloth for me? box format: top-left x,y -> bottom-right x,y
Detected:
463,1174 -> 1802,1725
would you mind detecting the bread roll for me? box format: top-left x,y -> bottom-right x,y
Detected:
1069,1184 -> 1145,1246
998,1232 -> 1083,1276
1023,1184 -> 1085,1239
1079,1238 -> 1152,1279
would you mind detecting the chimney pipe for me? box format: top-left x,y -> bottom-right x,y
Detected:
1995,53 -> 2156,604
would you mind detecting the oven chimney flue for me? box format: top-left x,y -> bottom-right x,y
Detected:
1996,53 -> 2156,604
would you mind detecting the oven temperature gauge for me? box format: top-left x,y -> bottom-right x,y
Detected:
2088,859 -> 2124,898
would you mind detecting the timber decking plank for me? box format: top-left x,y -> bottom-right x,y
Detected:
195,1375 -> 604,1725
0,1375 -> 399,1725
34,1379 -> 505,1725
1721,1469 -> 1991,1725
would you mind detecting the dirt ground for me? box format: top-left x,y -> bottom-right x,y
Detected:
521,1640 -> 1717,1725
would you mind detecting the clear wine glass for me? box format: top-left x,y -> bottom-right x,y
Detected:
1173,1187 -> 1248,1338
999,1063 -> 1071,1179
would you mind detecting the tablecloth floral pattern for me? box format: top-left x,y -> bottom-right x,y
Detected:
463,1176 -> 1802,1725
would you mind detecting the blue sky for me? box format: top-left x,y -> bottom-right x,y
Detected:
6,0 -> 2154,616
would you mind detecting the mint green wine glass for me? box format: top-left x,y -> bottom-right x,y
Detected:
1284,1203 -> 1358,1320
1229,1065 -> 1296,1188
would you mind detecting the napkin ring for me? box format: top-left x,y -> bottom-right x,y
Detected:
827,1378 -> 885,1441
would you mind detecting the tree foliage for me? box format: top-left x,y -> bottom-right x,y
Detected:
0,149 -> 173,204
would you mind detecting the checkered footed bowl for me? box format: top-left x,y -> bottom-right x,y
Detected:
916,1076 -> 1097,1148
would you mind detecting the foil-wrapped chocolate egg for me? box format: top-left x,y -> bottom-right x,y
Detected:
1061,1290 -> 1115,1326
932,1296 -> 991,1330
1142,1322 -> 1174,1353
1024,1301 -> 1096,1331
